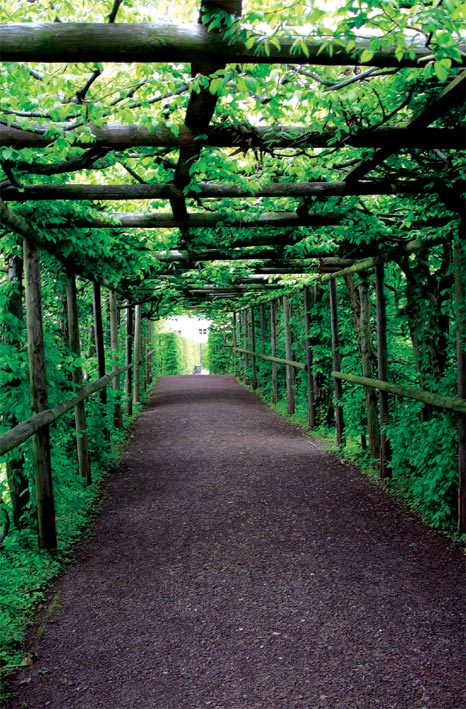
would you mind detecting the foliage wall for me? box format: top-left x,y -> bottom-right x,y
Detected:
154,327 -> 203,375
208,239 -> 464,533
0,244 -> 155,677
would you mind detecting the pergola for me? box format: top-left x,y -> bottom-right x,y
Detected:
0,0 -> 465,545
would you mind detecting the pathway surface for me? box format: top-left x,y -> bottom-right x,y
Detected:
7,375 -> 466,708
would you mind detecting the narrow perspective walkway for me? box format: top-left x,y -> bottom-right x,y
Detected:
7,376 -> 465,708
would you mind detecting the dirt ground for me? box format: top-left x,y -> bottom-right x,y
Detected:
5,375 -> 466,708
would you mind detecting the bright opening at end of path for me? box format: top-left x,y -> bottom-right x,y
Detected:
164,315 -> 212,374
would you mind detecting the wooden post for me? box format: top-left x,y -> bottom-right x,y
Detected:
93,281 -> 109,440
147,320 -> 154,385
329,279 -> 344,446
270,299 -> 278,404
283,295 -> 295,415
23,239 -> 57,549
358,270 -> 380,459
109,290 -> 123,429
454,236 -> 466,533
303,286 -> 316,428
250,306 -> 258,389
4,254 -> 30,527
133,303 -> 142,404
66,272 -> 91,484
232,312 -> 237,377
125,302 -> 133,417
243,309 -> 249,382
375,264 -> 392,478
260,303 -> 266,354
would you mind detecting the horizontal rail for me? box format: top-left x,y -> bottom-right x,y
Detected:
233,347 -> 307,371
0,24 -> 457,68
0,179 -> 433,202
0,349 -> 156,458
320,240 -> 430,281
331,371 -> 466,414
1,124 -> 463,151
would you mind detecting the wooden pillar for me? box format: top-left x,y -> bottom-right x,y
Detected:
454,236 -> 466,533
303,286 -> 316,429
109,290 -> 123,429
232,311 -> 237,377
66,272 -> 91,484
93,281 -> 109,440
4,254 -> 29,527
133,303 -> 142,405
358,270 -> 380,459
125,302 -> 133,417
270,299 -> 278,404
329,279 -> 344,446
260,303 -> 266,354
243,309 -> 249,382
147,320 -> 154,385
375,264 -> 392,478
283,295 -> 295,415
250,307 -> 258,389
23,239 -> 57,549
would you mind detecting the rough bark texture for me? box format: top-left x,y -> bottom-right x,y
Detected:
7,375 -> 465,708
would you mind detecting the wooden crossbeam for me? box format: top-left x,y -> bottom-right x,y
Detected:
345,70 -> 466,183
1,124 -> 463,150
2,24 -> 460,67
0,179 -> 433,202
39,211 -> 344,229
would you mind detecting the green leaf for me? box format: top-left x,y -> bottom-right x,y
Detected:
359,48 -> 374,63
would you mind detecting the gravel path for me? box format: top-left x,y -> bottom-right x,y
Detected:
6,375 -> 466,708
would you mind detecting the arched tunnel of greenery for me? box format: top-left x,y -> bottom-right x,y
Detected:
0,0 -> 464,682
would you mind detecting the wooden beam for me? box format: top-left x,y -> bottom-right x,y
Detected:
345,70 -> 466,183
233,347 -> 306,370
331,371 -> 466,415
0,179 -> 434,202
320,239 -> 434,281
0,364 -> 132,458
1,24 -> 457,67
2,124 -> 463,150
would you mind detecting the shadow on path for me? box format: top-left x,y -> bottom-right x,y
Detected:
7,375 -> 466,708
